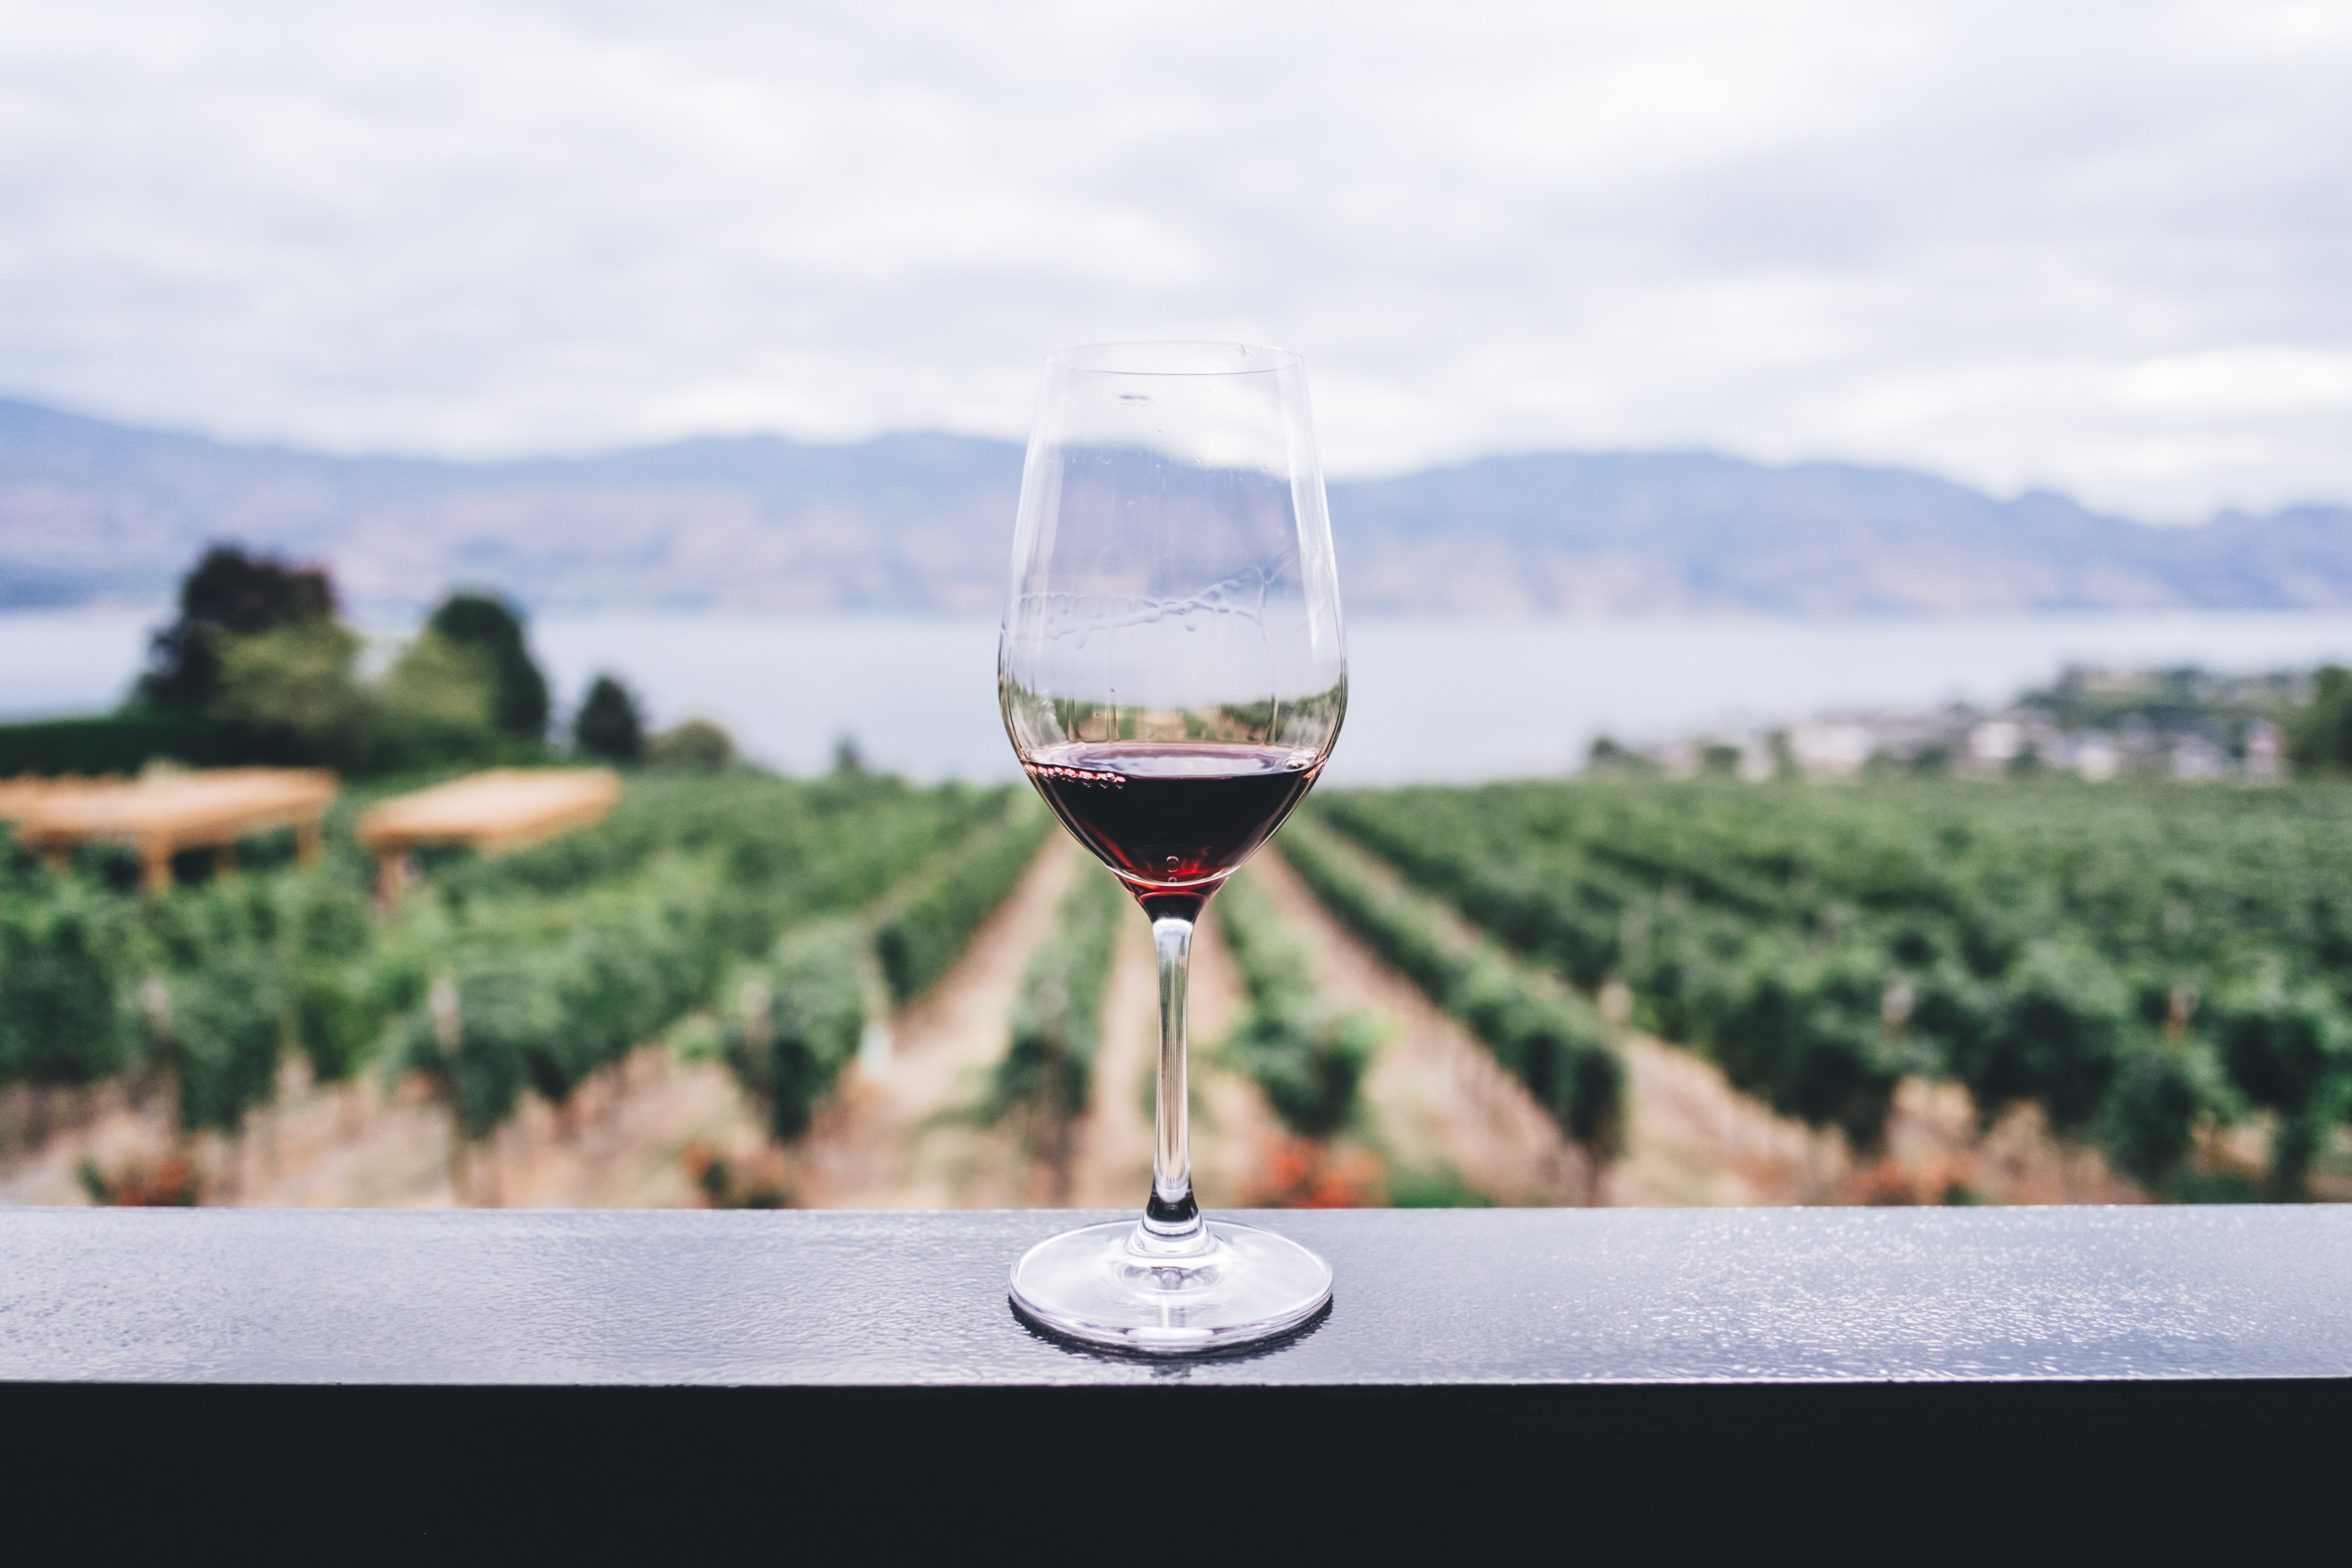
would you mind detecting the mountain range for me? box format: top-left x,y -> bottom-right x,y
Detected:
4,396 -> 2349,617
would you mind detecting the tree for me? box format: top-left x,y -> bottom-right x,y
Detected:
426,593 -> 551,741
378,632 -> 502,767
208,620 -> 372,767
647,719 -> 737,770
1586,735 -> 1658,776
574,675 -> 644,763
2288,665 -> 2352,775
138,546 -> 337,713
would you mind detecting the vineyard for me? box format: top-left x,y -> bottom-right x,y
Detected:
1308,778 -> 2352,1199
0,768 -> 1045,1200
9,757 -> 2351,1210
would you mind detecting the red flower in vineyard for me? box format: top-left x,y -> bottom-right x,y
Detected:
1259,1137 -> 1382,1208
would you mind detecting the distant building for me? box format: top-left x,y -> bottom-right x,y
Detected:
2070,735 -> 2120,781
1626,665 -> 2295,785
1648,738 -> 1702,778
2170,734 -> 2228,780
1968,721 -> 2022,768
2246,719 -> 2284,781
1788,720 -> 1875,778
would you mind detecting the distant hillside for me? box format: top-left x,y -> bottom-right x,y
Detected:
0,399 -> 1024,614
1327,454 -> 2352,615
3,396 -> 2348,616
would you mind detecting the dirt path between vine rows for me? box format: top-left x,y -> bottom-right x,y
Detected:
790,837 -> 1282,1210
4,834 -> 1298,1214
1066,897 -> 1276,1210
790,836 -> 1077,1207
5,827 -> 2151,1213
0,1039 -> 768,1210
1250,844 -> 2148,1207
1245,848 -> 1595,1204
3,839 -> 1092,1212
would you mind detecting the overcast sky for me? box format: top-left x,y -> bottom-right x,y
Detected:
1,0 -> 2346,517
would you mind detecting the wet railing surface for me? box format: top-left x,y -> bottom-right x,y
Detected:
8,1206 -> 2348,1551
5,1205 -> 2351,1385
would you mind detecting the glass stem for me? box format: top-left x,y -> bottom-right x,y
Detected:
1141,906 -> 1208,1251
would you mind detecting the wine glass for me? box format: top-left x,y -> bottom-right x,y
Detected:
1000,341 -> 1347,1354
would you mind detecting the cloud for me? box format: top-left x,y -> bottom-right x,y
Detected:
2117,348 -> 2352,415
0,0 -> 2345,516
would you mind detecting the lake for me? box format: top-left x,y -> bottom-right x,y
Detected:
11,608 -> 2352,783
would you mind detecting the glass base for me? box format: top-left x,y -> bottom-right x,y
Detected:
1009,1218 -> 1333,1356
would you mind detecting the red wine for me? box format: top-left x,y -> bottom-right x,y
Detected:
1022,741 -> 1321,895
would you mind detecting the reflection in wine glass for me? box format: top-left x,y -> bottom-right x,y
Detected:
1000,341 -> 1346,1354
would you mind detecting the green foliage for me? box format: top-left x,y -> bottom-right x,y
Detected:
874,801 -> 1053,1005
991,864 -> 1125,1132
1952,941 -> 2130,1133
2207,977 -> 2351,1193
106,549 -> 541,775
0,714 -> 240,776
142,876 -> 300,1134
391,775 -> 1012,1142
1684,939 -> 1908,1151
1214,870 -> 1381,1140
647,719 -> 737,771
1312,777 -> 2352,1192
574,674 -> 645,763
0,773 -> 1032,1161
293,962 -> 382,1084
285,873 -> 382,1083
2098,1038 -> 2227,1189
163,950 -> 285,1135
1387,1167 -> 1494,1207
1277,816 -> 1623,1158
2022,664 -> 2291,739
2290,666 -> 2352,774
1587,735 -> 1658,775
726,919 -> 869,1143
393,971 -> 532,1140
139,545 -> 338,715
0,874 -> 137,1087
426,592 -> 551,741
195,617 -> 517,774
208,620 -> 372,762
376,631 -> 504,767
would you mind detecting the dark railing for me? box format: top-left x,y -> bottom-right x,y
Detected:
4,1206 -> 2346,1551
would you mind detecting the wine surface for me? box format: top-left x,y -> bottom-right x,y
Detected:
1021,741 -> 1321,894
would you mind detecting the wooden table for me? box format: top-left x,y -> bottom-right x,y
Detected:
8,768 -> 338,892
355,768 -> 620,896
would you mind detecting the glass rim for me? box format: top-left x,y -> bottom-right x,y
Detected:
1045,340 -> 1301,377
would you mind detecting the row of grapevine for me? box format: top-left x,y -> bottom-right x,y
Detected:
1312,780 -> 2352,1194
1,848 -> 390,1137
983,860 -> 1127,1196
724,918 -> 869,1144
1211,869 -> 1382,1142
874,804 -> 1055,1005
721,796 -> 1058,1145
363,776 -> 1032,1155
1,772 -> 1044,1184
1274,816 -> 1625,1161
